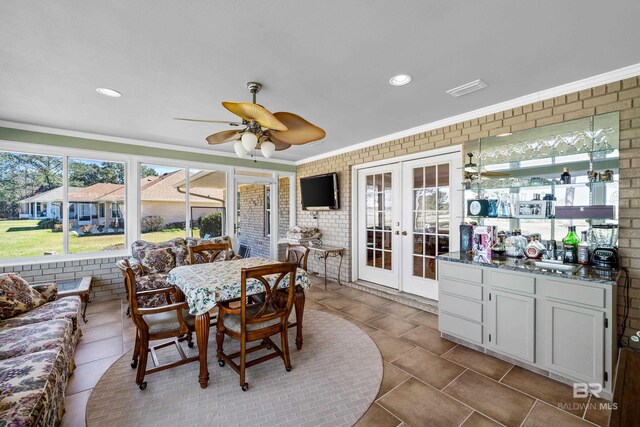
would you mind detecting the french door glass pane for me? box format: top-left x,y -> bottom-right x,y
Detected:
364,172 -> 393,272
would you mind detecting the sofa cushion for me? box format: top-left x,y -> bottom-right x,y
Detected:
132,238 -> 188,268
135,273 -> 173,308
0,273 -> 47,320
30,283 -> 58,303
139,247 -> 176,274
0,318 -> 73,361
0,297 -> 81,332
0,349 -> 69,426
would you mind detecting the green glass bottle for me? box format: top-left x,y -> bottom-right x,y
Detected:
562,226 -> 580,263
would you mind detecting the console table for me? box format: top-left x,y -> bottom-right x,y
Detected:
307,245 -> 345,289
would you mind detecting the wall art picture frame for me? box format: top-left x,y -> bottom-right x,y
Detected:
515,200 -> 546,218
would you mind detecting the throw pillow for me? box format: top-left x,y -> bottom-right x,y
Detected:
138,247 -> 176,274
0,273 -> 47,320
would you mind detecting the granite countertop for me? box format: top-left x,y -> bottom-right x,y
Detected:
437,252 -> 620,285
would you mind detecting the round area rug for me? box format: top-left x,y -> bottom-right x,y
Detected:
86,310 -> 382,427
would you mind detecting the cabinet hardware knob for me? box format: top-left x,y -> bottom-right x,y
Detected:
402,231 -> 408,236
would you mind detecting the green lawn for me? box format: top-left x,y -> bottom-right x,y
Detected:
0,219 -> 189,259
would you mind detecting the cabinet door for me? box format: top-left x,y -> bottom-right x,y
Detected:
488,289 -> 536,363
545,300 -> 604,385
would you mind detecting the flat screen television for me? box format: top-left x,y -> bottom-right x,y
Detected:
300,173 -> 339,211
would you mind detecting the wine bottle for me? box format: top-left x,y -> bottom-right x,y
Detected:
560,167 -> 571,184
563,226 -> 580,263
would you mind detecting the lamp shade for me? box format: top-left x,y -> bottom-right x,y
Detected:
234,140 -> 248,158
260,140 -> 276,158
241,132 -> 258,151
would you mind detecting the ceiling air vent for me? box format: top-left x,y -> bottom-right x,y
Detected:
446,79 -> 488,97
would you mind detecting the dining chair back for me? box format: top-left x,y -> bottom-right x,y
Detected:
116,259 -> 198,390
285,244 -> 310,271
216,262 -> 298,391
188,243 -> 229,264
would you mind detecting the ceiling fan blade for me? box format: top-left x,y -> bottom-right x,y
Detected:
258,135 -> 291,151
221,102 -> 288,131
174,118 -> 243,126
206,130 -> 241,145
269,112 -> 326,145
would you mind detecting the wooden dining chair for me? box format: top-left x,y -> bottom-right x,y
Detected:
285,244 -> 310,271
215,262 -> 298,391
116,260 -> 199,390
188,243 -> 230,264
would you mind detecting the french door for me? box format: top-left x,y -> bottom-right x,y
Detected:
357,152 -> 461,300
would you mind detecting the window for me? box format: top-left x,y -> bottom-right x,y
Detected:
139,164 -> 186,243
187,169 -> 226,238
264,186 -> 271,237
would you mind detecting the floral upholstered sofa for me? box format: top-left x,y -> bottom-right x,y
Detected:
126,236 -> 242,308
0,273 -> 82,426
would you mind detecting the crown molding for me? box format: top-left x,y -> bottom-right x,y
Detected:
0,120 -> 296,166
296,62 -> 640,166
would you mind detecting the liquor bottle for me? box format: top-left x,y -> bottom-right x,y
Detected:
577,230 -> 590,265
563,226 -> 580,263
560,167 -> 572,184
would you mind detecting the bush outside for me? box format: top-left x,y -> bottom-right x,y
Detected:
199,212 -> 222,238
141,215 -> 165,232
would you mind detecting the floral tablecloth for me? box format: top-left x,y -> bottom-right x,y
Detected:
167,258 -> 310,316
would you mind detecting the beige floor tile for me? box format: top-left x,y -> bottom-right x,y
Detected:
75,335 -> 123,365
369,314 -> 420,337
343,304 -> 386,322
81,321 -> 122,344
354,403 -> 401,427
61,390 -> 91,427
67,354 -> 120,395
306,287 -> 336,301
501,366 -> 586,416
333,286 -> 366,299
584,396 -> 611,427
354,293 -> 394,308
522,401 -> 593,427
379,377 -> 472,427
378,301 -> 422,318
444,370 -> 535,427
316,305 -> 351,319
369,330 -> 415,362
85,298 -> 122,315
320,296 -> 361,311
461,412 -> 502,427
84,310 -> 123,327
303,298 -> 328,311
377,363 -> 411,399
406,310 -> 439,330
443,345 -> 512,381
401,325 -> 457,356
346,317 -> 379,334
392,347 -> 466,390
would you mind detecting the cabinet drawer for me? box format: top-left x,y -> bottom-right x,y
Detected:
440,262 -> 483,284
440,278 -> 483,301
439,312 -> 483,344
440,292 -> 483,322
546,280 -> 606,308
490,270 -> 536,294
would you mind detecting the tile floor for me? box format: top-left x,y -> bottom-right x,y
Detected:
61,277 -> 611,426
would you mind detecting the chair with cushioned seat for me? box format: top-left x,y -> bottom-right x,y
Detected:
116,260 -> 199,390
188,242 -> 230,264
215,262 -> 297,391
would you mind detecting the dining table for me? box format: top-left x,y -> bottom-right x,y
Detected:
167,257 -> 310,388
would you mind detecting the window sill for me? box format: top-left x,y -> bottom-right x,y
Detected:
0,250 -> 131,268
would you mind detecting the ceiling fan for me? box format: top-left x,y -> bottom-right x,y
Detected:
464,153 -> 510,178
175,82 -> 326,158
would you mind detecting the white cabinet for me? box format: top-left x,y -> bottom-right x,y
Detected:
488,289 -> 536,363
545,300 -> 605,385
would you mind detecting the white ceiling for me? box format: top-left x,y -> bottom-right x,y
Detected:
1,1 -> 640,162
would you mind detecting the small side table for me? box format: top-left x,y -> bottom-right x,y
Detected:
58,276 -> 93,323
307,245 -> 345,289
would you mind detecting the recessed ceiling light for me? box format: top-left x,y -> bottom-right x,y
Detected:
496,132 -> 513,137
446,79 -> 488,97
96,87 -> 122,97
389,74 -> 413,86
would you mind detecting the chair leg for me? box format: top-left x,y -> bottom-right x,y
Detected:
240,339 -> 248,391
216,323 -> 225,366
136,337 -> 149,390
281,326 -> 292,372
131,333 -> 140,369
186,332 -> 194,348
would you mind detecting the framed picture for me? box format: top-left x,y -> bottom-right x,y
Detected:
516,200 -> 545,218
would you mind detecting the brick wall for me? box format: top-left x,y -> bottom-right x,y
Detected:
2,256 -> 126,301
296,76 -> 640,339
238,184 -> 270,258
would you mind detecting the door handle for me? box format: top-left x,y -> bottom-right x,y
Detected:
402,231 -> 408,236
395,231 -> 400,235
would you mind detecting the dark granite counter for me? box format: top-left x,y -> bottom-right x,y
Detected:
437,252 -> 620,285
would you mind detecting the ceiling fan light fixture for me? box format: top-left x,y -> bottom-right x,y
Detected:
234,140 -> 248,158
389,74 -> 412,86
260,140 -> 276,158
96,87 -> 122,97
241,132 -> 258,151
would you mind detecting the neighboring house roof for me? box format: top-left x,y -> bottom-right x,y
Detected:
18,171 -> 224,205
